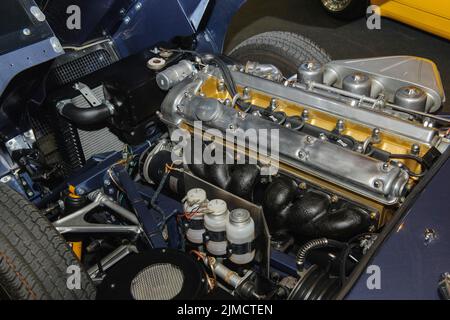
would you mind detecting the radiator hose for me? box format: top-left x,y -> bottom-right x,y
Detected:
56,100 -> 114,128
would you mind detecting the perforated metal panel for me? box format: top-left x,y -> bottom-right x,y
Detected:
130,263 -> 185,300
53,49 -> 114,85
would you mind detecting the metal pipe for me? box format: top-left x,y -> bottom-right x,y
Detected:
54,201 -> 99,226
89,191 -> 140,225
205,257 -> 243,288
55,191 -> 140,225
56,225 -> 141,235
88,244 -> 138,280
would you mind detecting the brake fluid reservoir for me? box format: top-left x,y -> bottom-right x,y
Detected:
204,199 -> 229,256
226,208 -> 255,265
184,188 -> 208,245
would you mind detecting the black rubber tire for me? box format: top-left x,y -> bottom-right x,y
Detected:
320,0 -> 369,20
0,183 -> 95,300
228,31 -> 331,77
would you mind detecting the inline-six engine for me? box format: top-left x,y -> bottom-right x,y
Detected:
152,54 -> 448,244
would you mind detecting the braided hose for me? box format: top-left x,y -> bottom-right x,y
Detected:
296,238 -> 346,271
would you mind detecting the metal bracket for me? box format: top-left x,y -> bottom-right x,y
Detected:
73,82 -> 102,107
53,191 -> 142,236
5,130 -> 36,154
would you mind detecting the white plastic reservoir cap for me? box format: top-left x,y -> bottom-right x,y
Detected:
207,199 -> 228,216
230,208 -> 251,225
186,188 -> 207,204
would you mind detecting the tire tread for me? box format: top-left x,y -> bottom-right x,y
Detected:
229,31 -> 331,75
0,183 -> 95,300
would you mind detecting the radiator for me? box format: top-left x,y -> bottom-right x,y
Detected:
71,85 -> 124,160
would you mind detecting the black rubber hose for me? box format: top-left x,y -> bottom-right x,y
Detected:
150,170 -> 172,227
296,238 -> 346,272
202,54 -> 252,112
203,54 -> 238,97
338,233 -> 376,286
58,102 -> 112,127
339,242 -> 359,286
389,153 -> 427,167
285,116 -> 305,131
389,153 -> 427,177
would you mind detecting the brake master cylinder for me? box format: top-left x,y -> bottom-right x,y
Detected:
204,199 -> 229,256
226,208 -> 256,265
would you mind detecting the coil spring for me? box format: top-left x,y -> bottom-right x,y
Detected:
296,238 -> 329,271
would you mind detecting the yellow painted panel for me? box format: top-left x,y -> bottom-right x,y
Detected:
69,241 -> 82,260
376,1 -> 450,40
394,0 -> 450,20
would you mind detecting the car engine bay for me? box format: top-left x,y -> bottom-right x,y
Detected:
3,44 -> 450,300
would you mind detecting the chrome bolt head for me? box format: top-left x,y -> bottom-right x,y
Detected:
301,109 -> 309,120
424,228 -> 438,245
269,98 -> 277,111
336,119 -> 345,132
298,182 -> 307,190
411,144 -> 420,155
373,179 -> 384,189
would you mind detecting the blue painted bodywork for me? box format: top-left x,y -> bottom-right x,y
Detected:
0,0 -> 245,200
112,0 -> 196,57
0,0 -> 63,96
347,155 -> 450,300
0,38 -> 62,96
0,0 -> 64,200
111,0 -> 245,56
48,0 -> 245,57
0,0 -> 245,96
